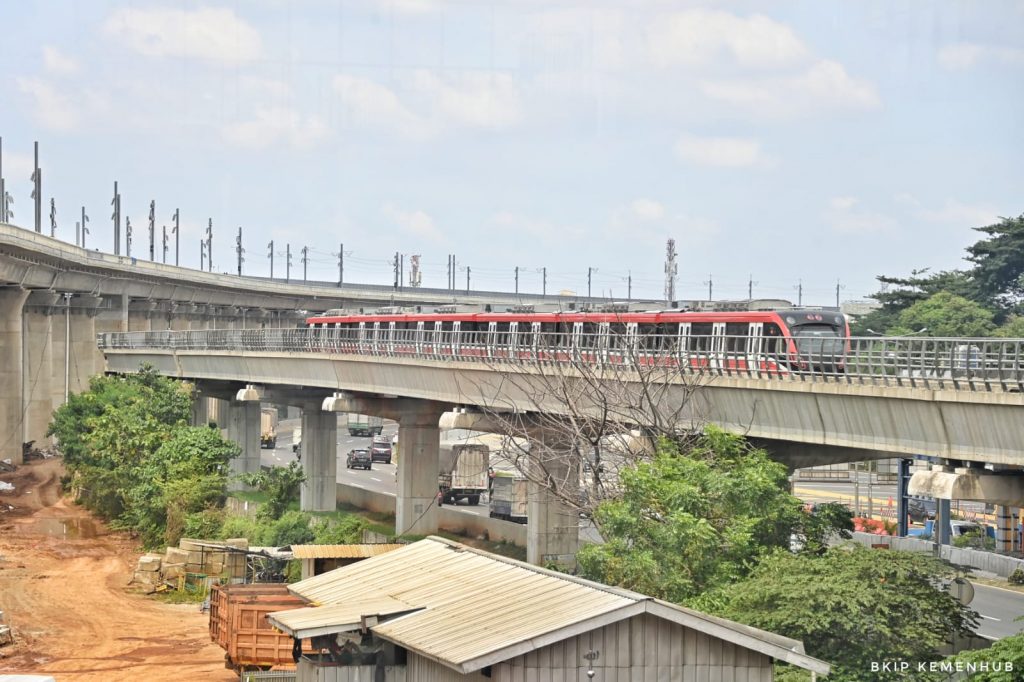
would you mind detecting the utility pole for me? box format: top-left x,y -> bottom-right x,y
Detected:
285,243 -> 292,282
339,246 -> 345,285
836,279 -> 845,308
267,240 -> 274,278
32,141 -> 41,233
795,279 -> 803,306
235,227 -> 244,276
80,207 -> 89,247
587,267 -> 593,298
111,181 -> 120,255
148,201 -> 156,260
125,216 -> 133,258
49,198 -> 56,237
466,266 -> 471,294
205,219 -> 213,272
627,271 -> 632,301
664,238 -> 678,304
748,274 -> 758,300
541,267 -> 547,296
514,266 -> 519,294
393,251 -> 400,290
200,239 -> 206,271
171,208 -> 180,266
301,246 -> 309,281
447,255 -> 453,291
704,273 -> 713,301
162,225 -> 168,263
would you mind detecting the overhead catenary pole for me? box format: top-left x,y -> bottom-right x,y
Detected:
515,266 -> 519,294
393,251 -> 400,290
171,208 -> 180,266
267,240 -> 274,279
748,274 -> 758,300
162,225 -> 168,263
148,201 -> 156,260
542,267 -> 547,296
337,243 -> 344,285
125,217 -> 133,258
796,279 -> 803,306
49,198 -> 56,237
81,206 -> 89,248
664,238 -> 678,304
400,254 -> 404,287
200,240 -> 206,271
205,219 -> 213,272
111,182 -> 121,255
235,227 -> 244,276
32,141 -> 41,233
76,221 -> 80,247
285,243 -> 291,282
628,271 -> 632,301
301,245 -> 309,281
587,267 -> 595,298
466,266 -> 471,294
705,273 -> 713,302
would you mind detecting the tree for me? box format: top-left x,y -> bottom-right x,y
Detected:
575,431 -> 841,603
995,315 -> 1024,338
703,546 -> 979,682
890,292 -> 996,337
242,461 -> 305,520
965,214 -> 1024,312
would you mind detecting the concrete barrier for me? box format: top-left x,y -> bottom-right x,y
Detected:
336,483 -> 527,547
847,532 -> 1024,577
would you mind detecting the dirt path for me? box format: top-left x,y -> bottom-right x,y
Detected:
0,458 -> 236,681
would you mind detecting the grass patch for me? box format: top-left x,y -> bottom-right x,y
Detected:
152,587 -> 209,604
229,490 -> 271,505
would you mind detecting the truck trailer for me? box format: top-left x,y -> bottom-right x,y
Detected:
259,408 -> 278,449
489,475 -> 528,524
347,414 -> 383,437
438,443 -> 489,506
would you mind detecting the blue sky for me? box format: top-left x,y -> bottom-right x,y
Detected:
2,1 -> 1021,303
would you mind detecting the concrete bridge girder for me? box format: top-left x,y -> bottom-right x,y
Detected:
909,469 -> 1024,507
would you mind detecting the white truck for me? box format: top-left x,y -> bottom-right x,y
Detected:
347,414 -> 384,437
260,408 -> 278,449
489,476 -> 528,524
438,443 -> 489,506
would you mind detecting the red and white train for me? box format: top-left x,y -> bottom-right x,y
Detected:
304,302 -> 850,374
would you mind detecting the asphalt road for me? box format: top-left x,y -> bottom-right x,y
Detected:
968,583 -> 1024,640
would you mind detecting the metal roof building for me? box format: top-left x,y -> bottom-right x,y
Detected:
269,537 -> 830,681
290,544 -> 405,580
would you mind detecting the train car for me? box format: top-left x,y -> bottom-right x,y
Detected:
303,304 -> 850,375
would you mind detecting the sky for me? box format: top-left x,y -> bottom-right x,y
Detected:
1,1 -> 1022,304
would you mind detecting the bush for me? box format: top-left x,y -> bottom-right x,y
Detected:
313,515 -> 368,544
1009,568 -> 1024,585
184,508 -> 226,540
952,529 -> 995,551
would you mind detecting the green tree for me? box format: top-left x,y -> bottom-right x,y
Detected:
576,429 -> 829,603
890,292 -> 996,337
242,462 -> 305,520
965,214 -> 1024,311
995,315 -> 1024,338
706,546 -> 979,682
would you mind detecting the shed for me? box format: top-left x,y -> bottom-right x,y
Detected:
270,537 -> 830,681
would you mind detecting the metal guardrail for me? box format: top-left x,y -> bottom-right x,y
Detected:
97,329 -> 1024,392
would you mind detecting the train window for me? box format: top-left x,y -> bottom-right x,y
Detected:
581,322 -> 598,348
725,323 -> 748,352
763,323 -> 783,355
496,322 -> 511,346
689,323 -> 713,351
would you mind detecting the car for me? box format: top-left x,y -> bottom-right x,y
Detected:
346,449 -> 372,470
908,497 -> 937,523
369,437 -> 392,464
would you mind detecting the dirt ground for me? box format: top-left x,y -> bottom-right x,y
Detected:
0,458 -> 236,681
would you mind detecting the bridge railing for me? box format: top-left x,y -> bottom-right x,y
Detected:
97,329 -> 1024,392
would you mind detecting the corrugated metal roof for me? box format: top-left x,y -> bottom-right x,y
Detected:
267,597 -> 420,639
284,537 -> 829,676
290,544 -> 404,560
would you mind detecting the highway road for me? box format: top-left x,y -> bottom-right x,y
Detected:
971,583 -> 1024,640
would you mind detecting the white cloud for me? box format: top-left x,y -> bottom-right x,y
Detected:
526,8 -> 629,71
938,43 -> 1024,70
239,76 -> 292,99
914,199 -> 1000,227
16,77 -> 78,131
42,46 -> 79,75
222,108 -> 329,150
493,211 -> 585,243
825,196 -> 898,234
647,9 -> 808,69
383,204 -> 445,243
700,60 -> 880,117
102,7 -> 261,63
333,74 -> 429,139
413,70 -> 523,130
631,198 -> 665,221
675,134 -> 766,168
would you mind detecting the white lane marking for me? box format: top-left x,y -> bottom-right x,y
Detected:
980,615 -> 1001,621
345,439 -> 354,443
370,477 -> 382,482
349,483 -> 365,489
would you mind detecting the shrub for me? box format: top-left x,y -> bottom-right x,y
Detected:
1009,568 -> 1024,585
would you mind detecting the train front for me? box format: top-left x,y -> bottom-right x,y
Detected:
779,310 -> 849,373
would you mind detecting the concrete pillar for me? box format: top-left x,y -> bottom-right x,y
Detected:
527,430 -> 580,568
207,397 -> 227,427
94,295 -> 128,376
396,412 -> 442,536
996,505 -> 1014,553
127,311 -> 152,332
300,407 -> 337,512
191,395 -> 208,427
227,401 -> 261,491
0,289 -> 30,464
22,308 -> 54,447
51,305 -> 67,411
170,315 -> 190,331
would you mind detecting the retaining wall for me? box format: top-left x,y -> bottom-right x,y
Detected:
847,531 -> 1024,577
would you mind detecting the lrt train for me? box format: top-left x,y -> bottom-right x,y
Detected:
303,301 -> 850,374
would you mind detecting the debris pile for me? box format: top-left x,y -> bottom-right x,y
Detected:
0,609 -> 12,647
132,538 -> 250,593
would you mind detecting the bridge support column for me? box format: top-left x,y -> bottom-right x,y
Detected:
395,412 -> 442,537
996,505 -> 1014,553
526,430 -> 580,568
69,311 -> 96,391
227,401 -> 261,491
22,302 -> 55,448
0,289 -> 29,464
300,408 -> 337,512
